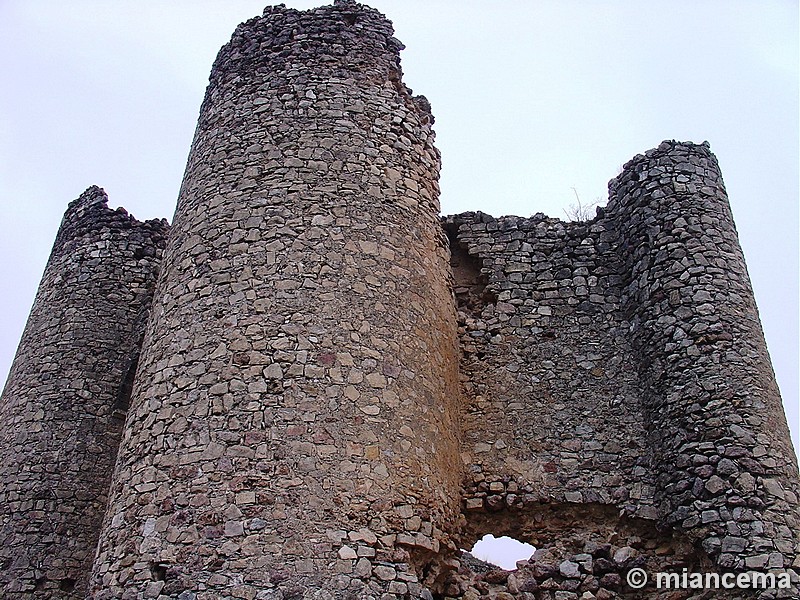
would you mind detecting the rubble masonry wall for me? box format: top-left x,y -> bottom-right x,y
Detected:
0,187 -> 168,598
0,3 -> 797,600
89,3 -> 462,597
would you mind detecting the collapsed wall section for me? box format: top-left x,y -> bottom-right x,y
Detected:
0,187 -> 168,598
90,3 -> 462,597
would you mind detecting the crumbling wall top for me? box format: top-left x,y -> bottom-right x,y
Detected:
55,185 -> 169,254
211,1 -> 404,85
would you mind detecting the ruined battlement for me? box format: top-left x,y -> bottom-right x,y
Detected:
0,3 -> 796,599
53,186 -> 169,256
215,2 -> 402,79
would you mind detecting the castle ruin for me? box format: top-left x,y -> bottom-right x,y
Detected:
0,2 -> 798,599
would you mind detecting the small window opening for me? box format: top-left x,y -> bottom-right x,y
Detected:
467,533 -> 536,571
151,562 -> 168,581
59,578 -> 76,592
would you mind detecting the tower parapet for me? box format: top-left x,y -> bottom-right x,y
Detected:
0,187 -> 168,598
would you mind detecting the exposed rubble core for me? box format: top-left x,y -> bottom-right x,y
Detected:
0,2 -> 797,600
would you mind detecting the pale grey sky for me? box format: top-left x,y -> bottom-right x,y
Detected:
0,0 -> 797,466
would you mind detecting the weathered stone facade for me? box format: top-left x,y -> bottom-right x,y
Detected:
443,141 -> 800,598
0,188 -> 168,596
0,2 -> 797,600
89,2 -> 461,597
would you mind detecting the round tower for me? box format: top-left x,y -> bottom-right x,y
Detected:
607,141 -> 799,574
90,3 -> 462,597
0,187 -> 168,598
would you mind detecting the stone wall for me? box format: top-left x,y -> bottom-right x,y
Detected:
441,141 -> 799,599
0,187 -> 168,598
0,2 -> 797,600
607,141 -> 800,576
446,209 -> 656,521
89,2 -> 462,597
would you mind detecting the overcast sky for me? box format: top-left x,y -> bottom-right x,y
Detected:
0,0 -> 797,475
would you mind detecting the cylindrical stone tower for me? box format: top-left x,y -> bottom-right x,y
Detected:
0,187 -> 168,598
90,2 -> 462,597
607,141 -> 800,573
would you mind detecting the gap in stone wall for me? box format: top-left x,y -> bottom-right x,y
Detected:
445,225 -> 496,315
461,502 -> 671,554
112,353 -> 139,418
438,501 -> 711,597
467,533 -> 537,571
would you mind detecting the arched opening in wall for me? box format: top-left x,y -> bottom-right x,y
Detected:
467,533 -> 535,571
446,501 -> 710,596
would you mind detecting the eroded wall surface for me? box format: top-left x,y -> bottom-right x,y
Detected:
609,142 -> 799,573
447,210 -> 656,521
0,187 -> 168,598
